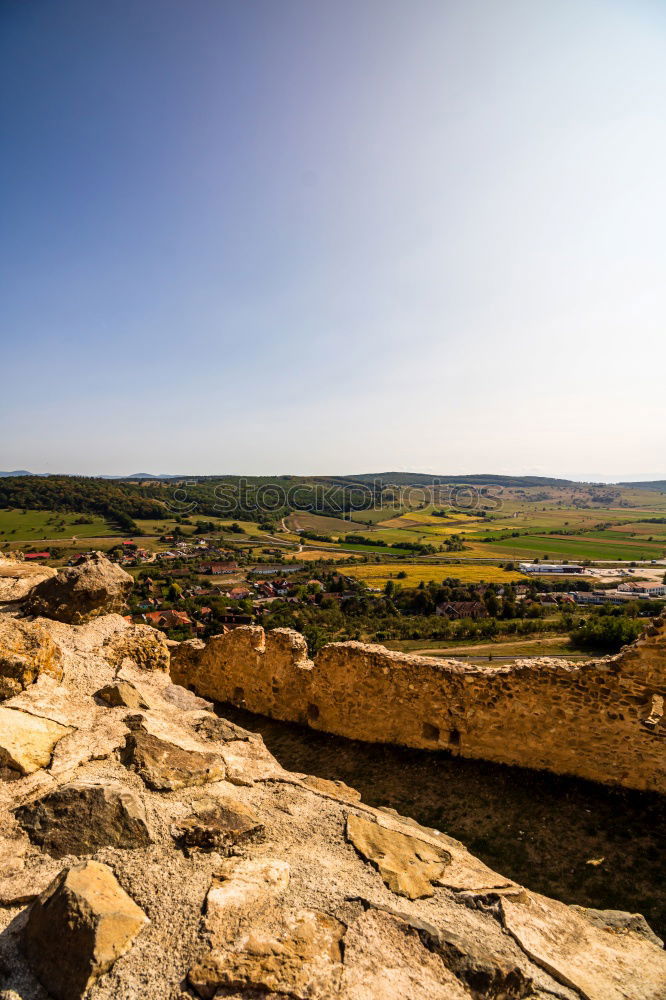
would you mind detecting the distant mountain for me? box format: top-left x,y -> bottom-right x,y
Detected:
1,469 -> 663,488
0,471 -> 183,480
337,472 -> 579,488
619,480 -> 666,490
98,473 -> 164,480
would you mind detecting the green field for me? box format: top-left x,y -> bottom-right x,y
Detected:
384,634 -> 587,660
0,509 -> 113,542
285,492 -> 666,565
480,533 -> 666,562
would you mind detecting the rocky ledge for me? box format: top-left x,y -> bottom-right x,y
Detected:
0,553 -> 663,1000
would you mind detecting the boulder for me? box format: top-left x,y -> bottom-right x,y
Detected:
25,551 -> 133,624
121,729 -> 226,791
95,680 -> 149,710
0,617 -> 63,700
0,558 -> 56,603
171,796 -> 263,852
15,780 -> 152,858
103,623 -> 170,672
0,706 -> 71,775
346,813 -> 451,900
22,860 -> 148,1000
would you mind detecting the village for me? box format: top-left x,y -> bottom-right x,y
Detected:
13,530 -> 665,664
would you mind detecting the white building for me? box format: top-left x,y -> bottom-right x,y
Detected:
519,563 -> 584,575
617,581 -> 666,597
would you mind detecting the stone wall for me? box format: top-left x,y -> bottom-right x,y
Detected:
171,616 -> 666,793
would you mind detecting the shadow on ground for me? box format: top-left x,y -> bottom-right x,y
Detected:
219,701 -> 666,939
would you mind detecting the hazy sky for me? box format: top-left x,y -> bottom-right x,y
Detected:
2,0 -> 665,480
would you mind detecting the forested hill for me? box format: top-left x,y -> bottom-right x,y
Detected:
2,472 -> 644,529
0,476 -> 166,528
620,481 -> 666,491
335,472 -> 578,488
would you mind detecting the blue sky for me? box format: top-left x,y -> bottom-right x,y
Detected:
2,0 -> 665,479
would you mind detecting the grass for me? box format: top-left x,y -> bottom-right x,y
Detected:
479,534 -> 666,562
345,563 -> 527,587
0,509 -> 113,542
285,512 -> 365,534
383,634 -> 585,659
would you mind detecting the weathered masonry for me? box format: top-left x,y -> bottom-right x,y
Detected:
171,615 -> 666,794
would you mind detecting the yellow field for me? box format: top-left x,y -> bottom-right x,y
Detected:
284,549 -> 363,561
345,563 -> 528,586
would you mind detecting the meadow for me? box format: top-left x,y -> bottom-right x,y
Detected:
0,509 -> 113,542
345,563 -> 527,587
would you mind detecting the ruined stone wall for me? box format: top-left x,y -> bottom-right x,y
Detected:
171,617 -> 666,793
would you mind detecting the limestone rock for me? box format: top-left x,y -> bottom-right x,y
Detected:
0,558 -> 56,603
205,857 -> 290,922
171,796 -> 263,852
25,551 -> 133,624
0,617 -> 63,700
302,774 -> 362,802
573,906 -> 664,948
23,860 -> 148,1000
15,780 -> 152,857
95,680 -> 149,710
340,908 -> 474,1000
499,890 -> 666,1000
190,907 -> 344,1000
191,713 -> 256,743
346,813 -> 451,899
121,729 -> 225,790
103,623 -> 170,672
0,707 -> 71,775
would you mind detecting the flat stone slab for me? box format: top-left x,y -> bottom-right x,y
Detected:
346,813 -> 451,900
0,707 -> 71,775
499,891 -> 666,1000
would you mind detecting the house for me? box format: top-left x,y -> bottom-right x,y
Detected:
249,565 -> 303,575
435,601 -> 488,620
143,610 -> 193,630
217,613 -> 253,627
23,551 -> 50,561
228,587 -> 251,600
199,561 -> 239,575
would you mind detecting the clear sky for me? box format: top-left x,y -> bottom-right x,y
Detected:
1,0 -> 665,480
